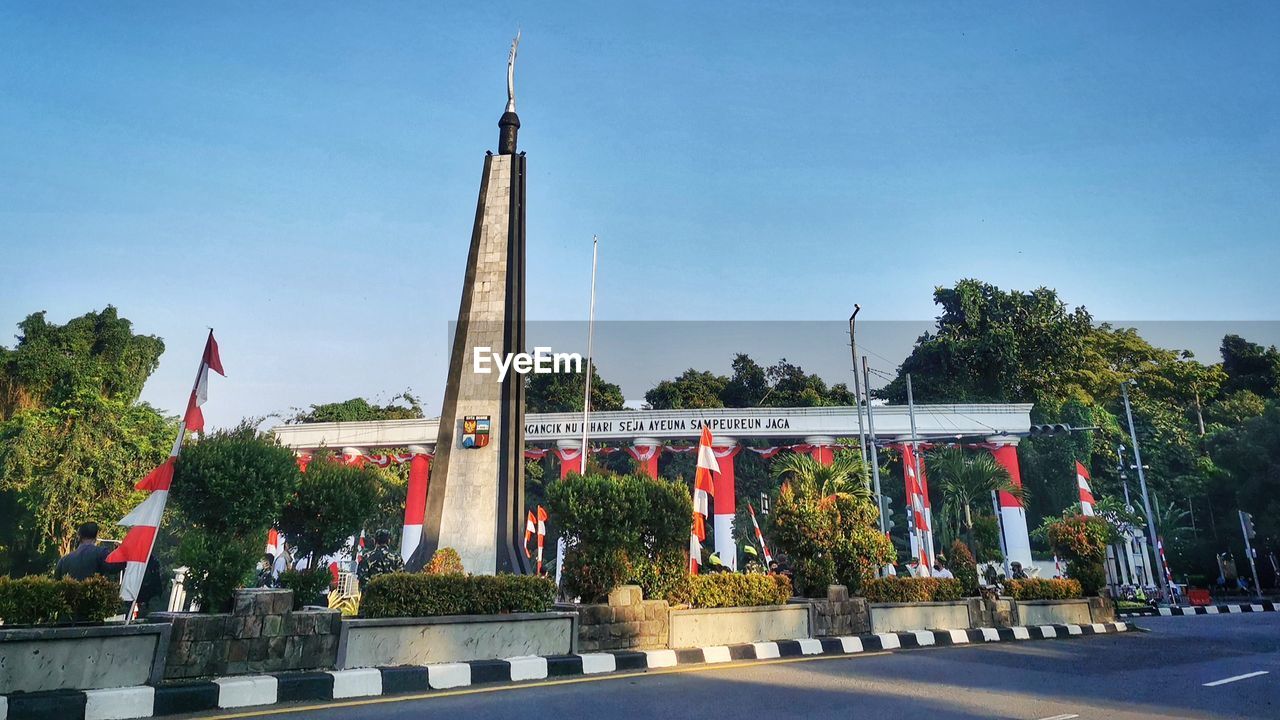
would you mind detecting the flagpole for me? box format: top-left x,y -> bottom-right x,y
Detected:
580,235 -> 598,474
126,329 -> 212,624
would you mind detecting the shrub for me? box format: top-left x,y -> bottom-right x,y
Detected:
862,577 -> 965,603
0,576 -> 119,625
1044,514 -> 1112,596
769,481 -> 895,597
360,573 -> 555,618
171,427 -> 299,612
425,547 -> 465,576
279,450 -> 381,561
947,540 -> 980,596
547,474 -> 691,601
278,568 -> 333,610
1006,578 -> 1083,601
629,548 -> 687,601
666,573 -> 792,609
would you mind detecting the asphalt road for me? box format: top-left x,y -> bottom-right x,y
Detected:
201,613 -> 1280,720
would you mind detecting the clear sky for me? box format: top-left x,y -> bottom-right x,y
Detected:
2,2 -> 1278,426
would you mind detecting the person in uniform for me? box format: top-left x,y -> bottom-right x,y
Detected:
357,529 -> 403,587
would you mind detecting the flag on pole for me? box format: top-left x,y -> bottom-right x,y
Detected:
690,426 -> 717,574
902,444 -> 930,570
524,510 -> 537,558
747,503 -> 773,564
265,528 -> 285,557
535,505 -> 548,574
108,331 -> 224,603
1075,461 -> 1096,516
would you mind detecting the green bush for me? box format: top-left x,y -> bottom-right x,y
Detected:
769,481 -> 895,597
1044,514 -> 1112,596
279,450 -> 381,561
1006,578 -> 1083,601
666,573 -> 792,609
0,576 -> 119,625
278,568 -> 333,610
947,540 -> 980,596
862,576 -> 965,603
171,427 -> 300,612
547,474 -> 691,601
629,548 -> 687,601
425,547 -> 464,575
360,573 -> 555,618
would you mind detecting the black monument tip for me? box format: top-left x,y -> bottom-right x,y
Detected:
498,111 -> 520,155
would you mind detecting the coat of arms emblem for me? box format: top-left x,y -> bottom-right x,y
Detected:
461,415 -> 491,449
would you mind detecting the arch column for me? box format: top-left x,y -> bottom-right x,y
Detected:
401,444 -> 435,561
554,439 -> 584,480
626,438 -> 663,479
711,436 -> 741,571
804,436 -> 836,466
988,438 -> 1033,568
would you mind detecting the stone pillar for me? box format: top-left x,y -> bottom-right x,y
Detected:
805,436 -> 836,466
711,438 -> 741,571
988,439 -> 1033,568
626,438 -> 662,479
554,439 -> 584,480
401,445 -> 434,562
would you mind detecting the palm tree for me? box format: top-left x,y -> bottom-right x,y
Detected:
771,452 -> 871,505
925,447 -> 1025,558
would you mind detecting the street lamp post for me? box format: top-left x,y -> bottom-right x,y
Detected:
1121,380 -> 1170,600
848,306 -> 871,489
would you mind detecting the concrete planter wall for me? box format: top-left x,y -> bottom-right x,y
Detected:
0,623 -> 169,694
337,612 -> 578,669
562,585 -> 670,652
667,604 -> 811,649
868,601 -> 973,633
1015,599 -> 1093,627
791,585 -> 870,637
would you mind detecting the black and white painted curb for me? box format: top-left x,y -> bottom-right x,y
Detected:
0,622 -> 1132,720
1118,601 -> 1277,618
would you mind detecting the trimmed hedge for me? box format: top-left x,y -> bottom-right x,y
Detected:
360,572 -> 555,618
1006,578 -> 1083,601
0,575 -> 120,625
862,576 -> 965,603
666,573 -> 793,609
278,569 -> 333,610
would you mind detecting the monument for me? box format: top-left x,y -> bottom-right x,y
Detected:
408,35 -> 530,574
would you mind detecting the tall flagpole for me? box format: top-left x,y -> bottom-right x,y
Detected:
580,235 -> 598,473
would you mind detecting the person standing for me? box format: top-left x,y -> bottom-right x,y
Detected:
357,530 -> 403,587
55,523 -> 122,580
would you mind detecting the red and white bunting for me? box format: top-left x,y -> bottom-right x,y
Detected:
535,505 -> 548,574
1076,461 -> 1096,516
109,331 -> 224,604
690,427 -> 717,574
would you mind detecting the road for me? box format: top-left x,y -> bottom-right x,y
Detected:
198,613 -> 1280,720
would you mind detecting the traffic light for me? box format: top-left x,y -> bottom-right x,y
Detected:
1242,511 -> 1257,539
881,496 -> 896,532
1028,424 -> 1073,437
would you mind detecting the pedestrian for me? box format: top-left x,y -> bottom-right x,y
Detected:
357,529 -> 403,587
932,561 -> 954,579
256,553 -> 277,587
1010,561 -> 1029,580
54,522 -> 123,580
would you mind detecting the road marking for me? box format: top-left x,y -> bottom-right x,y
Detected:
1036,714 -> 1079,720
198,651 -> 896,719
1203,670 -> 1269,687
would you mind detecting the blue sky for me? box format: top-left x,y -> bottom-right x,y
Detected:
2,2 -> 1278,425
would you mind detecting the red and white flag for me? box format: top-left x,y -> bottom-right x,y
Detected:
535,505 -> 548,574
901,445 -> 930,570
690,427 -> 717,574
748,503 -> 773,564
1076,461 -> 1096,516
265,528 -> 285,557
109,331 -> 224,603
523,510 -> 537,558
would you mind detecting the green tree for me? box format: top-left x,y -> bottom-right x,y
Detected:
0,308 -> 172,573
170,426 -> 299,612
278,451 -> 381,562
925,447 -> 1021,560
770,452 -> 869,502
1220,335 -> 1280,399
526,366 -> 625,413
289,392 -> 424,423
645,369 -> 728,409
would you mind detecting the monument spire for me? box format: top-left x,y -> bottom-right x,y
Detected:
499,32 -> 521,155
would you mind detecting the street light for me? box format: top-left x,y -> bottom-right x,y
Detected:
1121,380 -> 1170,600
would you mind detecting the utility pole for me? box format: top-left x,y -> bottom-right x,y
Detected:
848,306 -> 870,488
862,356 -> 885,534
579,236 -> 598,473
1239,511 -> 1262,597
1121,380 -> 1170,600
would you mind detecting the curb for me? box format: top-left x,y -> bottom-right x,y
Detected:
0,622 -> 1133,720
1118,601 -> 1276,618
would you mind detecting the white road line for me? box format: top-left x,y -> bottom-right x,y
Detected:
1203,670 -> 1269,687
1036,714 -> 1080,720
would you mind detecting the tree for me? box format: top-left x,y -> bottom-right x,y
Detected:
288,392 -> 424,424
646,355 -> 852,410
170,426 -> 299,612
0,308 -> 172,574
1220,335 -> 1280,399
925,447 -> 1021,560
770,452 -> 869,503
278,451 -> 381,562
526,366 -> 625,413
645,369 -> 728,409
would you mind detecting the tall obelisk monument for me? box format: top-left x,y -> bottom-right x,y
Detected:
410,35 -> 530,574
